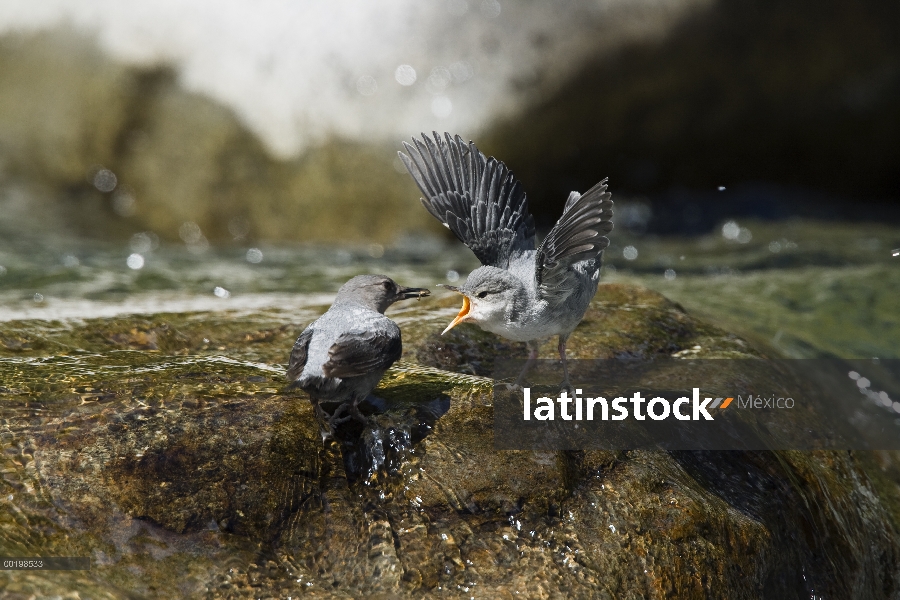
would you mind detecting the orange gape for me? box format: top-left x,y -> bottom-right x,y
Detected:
442,295 -> 471,334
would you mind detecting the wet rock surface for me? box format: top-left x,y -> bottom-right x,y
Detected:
2,283 -> 900,598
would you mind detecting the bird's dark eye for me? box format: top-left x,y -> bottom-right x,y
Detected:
382,281 -> 393,290
477,291 -> 489,299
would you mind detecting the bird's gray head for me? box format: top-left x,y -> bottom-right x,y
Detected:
440,266 -> 526,334
334,274 -> 430,313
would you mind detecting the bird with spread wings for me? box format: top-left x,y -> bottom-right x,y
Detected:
400,132 -> 613,389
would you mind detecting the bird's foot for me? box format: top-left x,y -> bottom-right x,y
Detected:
559,380 -> 575,395
502,381 -> 525,392
326,403 -> 354,429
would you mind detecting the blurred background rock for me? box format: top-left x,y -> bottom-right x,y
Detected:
483,0 -> 900,232
0,30 -> 433,244
3,0 -> 895,244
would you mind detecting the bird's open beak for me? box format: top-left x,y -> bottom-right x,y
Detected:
441,295 -> 472,335
397,286 -> 431,301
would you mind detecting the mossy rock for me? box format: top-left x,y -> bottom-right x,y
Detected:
1,283 -> 899,598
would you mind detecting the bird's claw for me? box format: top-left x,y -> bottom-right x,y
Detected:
326,403 -> 353,428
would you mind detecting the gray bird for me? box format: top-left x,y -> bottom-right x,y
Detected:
287,274 -> 430,429
399,132 -> 613,389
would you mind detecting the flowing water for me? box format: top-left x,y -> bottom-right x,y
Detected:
1,217 -> 899,597
3,217 -> 897,357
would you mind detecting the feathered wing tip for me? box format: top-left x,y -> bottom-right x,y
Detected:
536,178 -> 614,288
398,132 -> 535,267
286,327 -> 314,382
563,190 -> 582,213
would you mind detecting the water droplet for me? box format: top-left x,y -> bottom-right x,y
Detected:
622,246 -> 638,260
893,402 -> 900,414
431,96 -> 453,118
446,270 -> 459,282
33,293 -> 44,303
427,67 -> 452,94
664,268 -> 676,281
179,222 -> 203,244
92,168 -> 117,192
180,222 -> 209,254
395,64 -> 417,86
857,377 -> 870,389
214,286 -> 231,299
246,248 -> 264,263
126,253 -> 145,270
111,189 -> 136,216
368,243 -> 384,258
130,233 -> 153,254
228,216 -> 250,240
450,61 -> 474,83
736,227 -> 752,244
721,220 -> 740,240
356,75 -> 378,96
718,186 -> 726,191
0,265 -> 6,276
893,248 -> 899,257
768,240 -> 782,253
62,254 -> 80,268
848,371 -> 860,380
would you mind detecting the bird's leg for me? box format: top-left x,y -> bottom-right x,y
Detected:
349,397 -> 368,424
510,339 -> 541,389
558,334 -> 573,394
312,401 -> 334,441
326,403 -> 354,429
313,400 -> 329,422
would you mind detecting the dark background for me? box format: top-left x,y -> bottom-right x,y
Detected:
484,0 -> 900,233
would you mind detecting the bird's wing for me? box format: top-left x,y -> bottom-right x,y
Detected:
321,327 -> 402,379
535,179 -> 613,298
399,132 -> 535,268
286,326 -> 314,382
